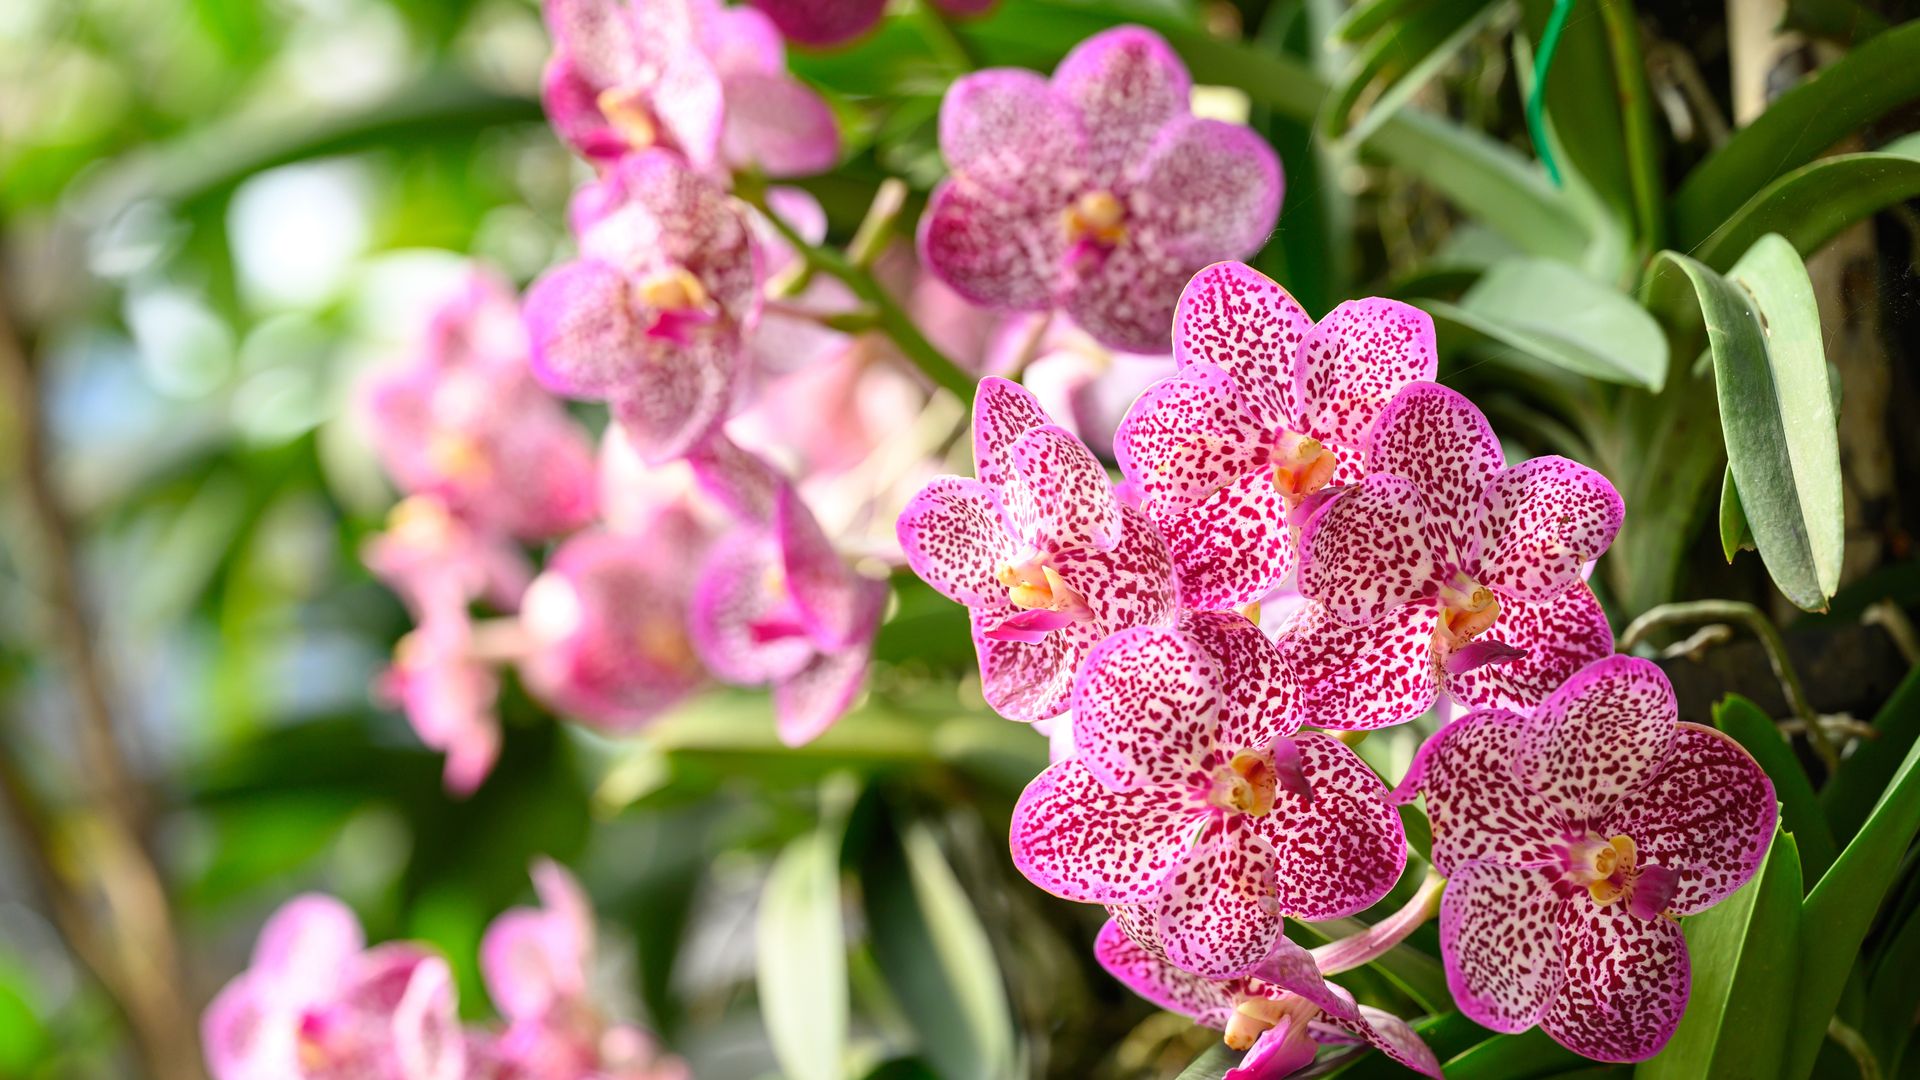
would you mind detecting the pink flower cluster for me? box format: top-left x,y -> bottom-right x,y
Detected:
899,260 -> 1777,1067
204,863 -> 687,1080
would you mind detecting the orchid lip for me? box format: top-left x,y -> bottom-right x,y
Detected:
1563,833 -> 1676,919
596,85 -> 660,149
1270,430 -> 1336,501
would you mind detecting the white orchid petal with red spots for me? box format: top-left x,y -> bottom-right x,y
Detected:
1439,862 -> 1565,1033
1010,759 -> 1202,903
1011,424 -> 1123,552
1154,468 -> 1297,612
972,377 -> 1052,492
607,349 -> 734,465
1298,474 -> 1441,625
1519,656 -> 1677,824
1254,734 -> 1406,920
972,614 -> 1085,721
938,69 -> 1085,194
1364,382 -> 1503,566
1155,818 -> 1283,978
1541,897 -> 1690,1062
1131,118 -> 1285,263
1478,457 -> 1626,600
1071,627 -> 1222,793
1051,26 -> 1192,176
1172,262 -> 1312,433
1114,363 -> 1269,512
896,477 -> 1016,607
1396,710 -> 1562,873
1092,918 -> 1236,1026
1062,226 -> 1216,355
1292,298 -> 1438,446
1333,1006 -> 1445,1078
1605,723 -> 1777,915
1277,600 -> 1438,732
919,177 -> 1067,311
1182,610 -> 1299,750
1448,583 -> 1613,715
1049,505 -> 1177,632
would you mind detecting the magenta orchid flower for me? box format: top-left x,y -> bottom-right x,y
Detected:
690,483 -> 890,745
469,860 -> 690,1080
363,272 -> 597,540
897,377 -> 1176,720
541,0 -> 838,177
1116,262 -> 1438,610
517,520 -> 713,733
749,0 -> 994,48
378,609 -> 502,797
917,26 -> 1282,353
1095,919 -> 1440,1078
1397,655 -> 1777,1062
524,150 -> 761,464
1284,381 -> 1624,730
203,896 -> 464,1080
1011,612 -> 1405,977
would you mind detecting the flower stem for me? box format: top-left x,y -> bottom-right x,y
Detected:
1619,599 -> 1839,771
1310,868 -> 1446,976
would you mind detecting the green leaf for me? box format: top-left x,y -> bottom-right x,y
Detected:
1786,723 -> 1920,1078
1287,914 -> 1450,1014
758,828 -> 849,1080
1644,239 -> 1843,611
1425,257 -> 1669,389
1713,695 -> 1836,882
1820,665 -> 1920,844
1328,1011 -> 1493,1077
1866,901 -> 1920,1075
1718,468 -> 1756,562
1322,0 -> 1505,146
1175,1042 -> 1244,1079
1637,831 -> 1803,1080
862,819 -> 1016,1080
1675,20 -> 1920,245
1442,1028 -> 1591,1078
1693,133 -> 1920,269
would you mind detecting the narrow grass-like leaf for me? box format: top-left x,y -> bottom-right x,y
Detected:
1713,695 -> 1835,881
1820,666 -> 1920,844
757,828 -> 848,1080
1322,0 -> 1504,146
1175,1042 -> 1243,1079
1442,1028 -> 1589,1078
1694,133 -> 1920,269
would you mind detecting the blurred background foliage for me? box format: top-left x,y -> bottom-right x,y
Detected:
0,0 -> 1917,1077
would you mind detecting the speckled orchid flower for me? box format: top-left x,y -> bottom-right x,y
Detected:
1095,919 -> 1441,1078
690,484 -> 890,746
541,0 -> 838,177
1285,381 -> 1624,730
748,0 -> 994,48
1116,262 -> 1437,610
1397,656 -> 1777,1062
524,150 -> 761,464
202,896 -> 465,1080
918,26 -> 1282,353
378,608 -> 502,797
1011,613 -> 1405,977
517,517 -> 713,733
364,273 -> 597,540
897,378 -> 1176,720
468,861 -> 690,1080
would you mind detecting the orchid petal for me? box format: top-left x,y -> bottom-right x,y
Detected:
1291,298 -> 1438,447
896,476 -> 1016,607
1130,116 -> 1284,261
939,69 -> 1084,194
1364,382 -> 1503,566
606,337 -> 735,464
1171,261 -> 1312,433
1519,655 -> 1677,825
1114,363 -> 1269,514
252,894 -> 363,993
1297,474 -> 1441,626
1154,467 -> 1300,614
522,259 -> 644,399
973,612 -> 1084,721
1071,626 -> 1223,793
1009,424 -> 1123,552
1397,709 -> 1563,873
1478,457 -> 1625,601
1051,26 -> 1192,176
688,531 -> 816,684
1325,1006 -> 1444,1079
776,485 -> 861,648
721,71 -> 840,177
1155,817 -> 1283,978
985,607 -> 1079,643
775,586 -> 883,746
1181,610 -> 1299,751
1253,734 -> 1406,920
972,377 -> 1052,494
1447,583 -> 1613,715
919,176 -> 1065,312
1092,917 -> 1236,1024
748,0 -> 887,47
1250,935 -> 1360,1021
1438,862 -> 1565,1034
1277,600 -> 1438,732
1010,759 -> 1201,903
1605,723 -> 1777,915
1049,504 -> 1177,631
1540,897 -> 1689,1063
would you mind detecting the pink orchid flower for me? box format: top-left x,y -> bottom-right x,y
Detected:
203,896 -> 465,1080
917,26 -> 1282,353
897,378 -> 1176,720
363,272 -> 597,541
517,519 -> 714,734
378,608 -> 502,797
1095,919 -> 1440,1078
1286,381 -> 1623,730
361,494 -> 531,620
541,0 -> 838,177
524,150 -> 761,464
1010,613 -> 1405,977
1396,655 -> 1777,1062
1115,262 -> 1437,611
748,0 -> 994,48
469,861 -> 690,1080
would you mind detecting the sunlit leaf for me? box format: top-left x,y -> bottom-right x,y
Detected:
758,827 -> 849,1080
1426,257 -> 1669,389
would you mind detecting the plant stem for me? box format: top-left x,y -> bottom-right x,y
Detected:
1619,599 -> 1839,771
1595,0 -> 1666,253
1310,868 -> 1446,976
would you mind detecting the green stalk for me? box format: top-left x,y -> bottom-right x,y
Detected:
1596,0 -> 1665,253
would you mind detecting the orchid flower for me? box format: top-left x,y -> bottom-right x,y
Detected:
202,896 -> 464,1080
1116,262 -> 1437,610
541,0 -> 838,177
1095,919 -> 1440,1078
749,0 -> 995,48
1397,655 -> 1777,1061
378,608 -> 502,797
469,861 -> 689,1080
1285,381 -> 1624,729
918,26 -> 1282,353
1010,612 -> 1405,977
524,150 -> 761,464
361,495 -> 531,622
897,377 -> 1176,720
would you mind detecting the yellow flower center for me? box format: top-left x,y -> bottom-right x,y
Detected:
1209,749 -> 1278,817
636,267 -> 711,312
1270,431 -> 1337,500
597,85 -> 659,148
1223,995 -> 1321,1053
1436,576 -> 1500,646
1580,834 -> 1639,907
996,561 -> 1075,612
637,617 -> 697,670
1062,190 -> 1127,246
387,494 -> 456,549
427,431 -> 489,481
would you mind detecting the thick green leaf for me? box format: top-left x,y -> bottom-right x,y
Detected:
1329,1012 -> 1494,1077
1675,20 -> 1920,244
1646,239 -> 1842,610
1427,258 -> 1669,389
1694,133 -> 1920,269
1786,724 -> 1920,1078
1713,695 -> 1836,881
1322,0 -> 1504,146
757,829 -> 849,1080
1821,666 -> 1920,844
1637,831 -> 1803,1079
862,820 -> 1016,1080
1443,1028 -> 1591,1078
1176,1042 -> 1243,1079
1718,468 -> 1756,562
